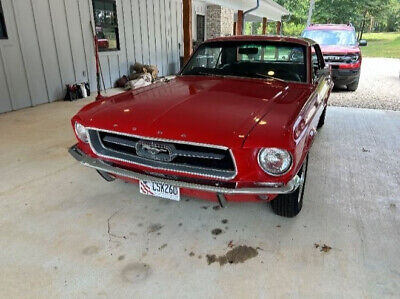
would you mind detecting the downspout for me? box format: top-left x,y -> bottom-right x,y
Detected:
242,0 -> 260,34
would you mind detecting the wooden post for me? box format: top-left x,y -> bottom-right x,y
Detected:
183,0 -> 192,64
262,17 -> 267,35
236,10 -> 244,35
276,21 -> 281,35
233,22 -> 237,35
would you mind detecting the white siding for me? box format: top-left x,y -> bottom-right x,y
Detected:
0,0 -> 183,113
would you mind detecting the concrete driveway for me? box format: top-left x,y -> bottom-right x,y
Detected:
0,97 -> 399,298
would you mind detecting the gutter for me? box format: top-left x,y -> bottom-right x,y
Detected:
242,0 -> 260,33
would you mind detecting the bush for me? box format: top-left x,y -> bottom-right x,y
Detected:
282,23 -> 306,36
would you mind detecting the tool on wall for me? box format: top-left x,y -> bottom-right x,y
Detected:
90,20 -> 106,100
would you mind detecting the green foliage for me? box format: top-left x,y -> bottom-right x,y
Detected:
274,0 -> 400,34
282,23 -> 306,36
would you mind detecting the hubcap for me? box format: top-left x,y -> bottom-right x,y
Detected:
297,163 -> 306,203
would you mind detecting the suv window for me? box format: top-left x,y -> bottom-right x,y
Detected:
302,29 -> 357,46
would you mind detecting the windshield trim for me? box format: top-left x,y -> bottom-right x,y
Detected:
179,40 -> 308,83
176,73 -> 309,85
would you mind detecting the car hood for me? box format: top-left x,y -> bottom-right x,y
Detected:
319,45 -> 360,55
78,76 -> 307,148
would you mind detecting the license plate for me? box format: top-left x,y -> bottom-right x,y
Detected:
139,180 -> 180,201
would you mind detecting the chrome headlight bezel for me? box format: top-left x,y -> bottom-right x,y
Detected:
74,122 -> 89,143
257,148 -> 293,176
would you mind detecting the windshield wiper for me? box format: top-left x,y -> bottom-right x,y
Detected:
194,71 -> 225,78
253,73 -> 286,82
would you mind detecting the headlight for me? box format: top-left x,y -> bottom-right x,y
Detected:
347,54 -> 360,63
258,148 -> 292,176
74,122 -> 88,143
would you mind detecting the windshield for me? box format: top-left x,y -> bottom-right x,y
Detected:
181,41 -> 307,83
302,29 -> 357,46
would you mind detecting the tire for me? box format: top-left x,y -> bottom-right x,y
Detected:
317,106 -> 326,129
347,79 -> 359,91
270,155 -> 308,218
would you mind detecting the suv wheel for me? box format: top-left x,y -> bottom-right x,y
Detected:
270,155 -> 308,218
347,79 -> 359,91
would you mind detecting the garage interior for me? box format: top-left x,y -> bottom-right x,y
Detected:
1,0 -> 400,297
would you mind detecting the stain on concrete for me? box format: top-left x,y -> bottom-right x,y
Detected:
121,263 -> 150,283
159,243 -> 167,250
221,219 -> 228,224
211,228 -> 223,235
189,251 -> 195,257
201,206 -> 209,210
148,223 -> 163,233
212,205 -> 220,211
118,255 -> 125,261
320,244 -> 332,252
362,147 -> 370,152
206,246 -> 259,266
315,243 -> 332,253
82,246 -> 99,255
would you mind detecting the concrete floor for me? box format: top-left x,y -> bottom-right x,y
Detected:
0,95 -> 400,298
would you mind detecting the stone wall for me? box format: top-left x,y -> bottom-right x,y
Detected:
206,5 -> 233,39
220,7 -> 234,37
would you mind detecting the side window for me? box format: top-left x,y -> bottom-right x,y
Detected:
92,0 -> 120,51
0,0 -> 8,39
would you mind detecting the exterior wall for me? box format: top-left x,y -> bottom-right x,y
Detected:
206,4 -> 233,39
0,0 -> 183,113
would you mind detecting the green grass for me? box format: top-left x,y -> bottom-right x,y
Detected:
361,32 -> 400,58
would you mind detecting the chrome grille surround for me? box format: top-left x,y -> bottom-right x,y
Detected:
87,128 -> 238,180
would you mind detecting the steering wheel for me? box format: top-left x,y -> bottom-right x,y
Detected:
284,71 -> 302,82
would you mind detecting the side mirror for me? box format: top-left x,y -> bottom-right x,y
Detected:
359,39 -> 367,46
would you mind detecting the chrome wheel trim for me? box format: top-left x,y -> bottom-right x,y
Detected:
297,163 -> 306,203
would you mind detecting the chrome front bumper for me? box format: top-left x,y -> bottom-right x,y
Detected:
69,145 -> 301,195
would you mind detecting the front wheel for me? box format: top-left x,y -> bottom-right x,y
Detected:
347,79 -> 359,91
270,155 -> 308,218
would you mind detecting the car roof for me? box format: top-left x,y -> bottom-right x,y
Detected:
304,24 -> 355,31
204,35 -> 315,47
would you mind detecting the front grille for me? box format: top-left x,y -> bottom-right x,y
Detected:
324,55 -> 347,63
88,129 -> 237,180
323,54 -> 358,64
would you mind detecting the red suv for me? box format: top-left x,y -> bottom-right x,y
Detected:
302,24 -> 367,91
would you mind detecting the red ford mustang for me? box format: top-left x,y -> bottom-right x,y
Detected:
69,36 -> 333,217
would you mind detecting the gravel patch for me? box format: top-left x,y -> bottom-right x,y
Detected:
329,58 -> 400,111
